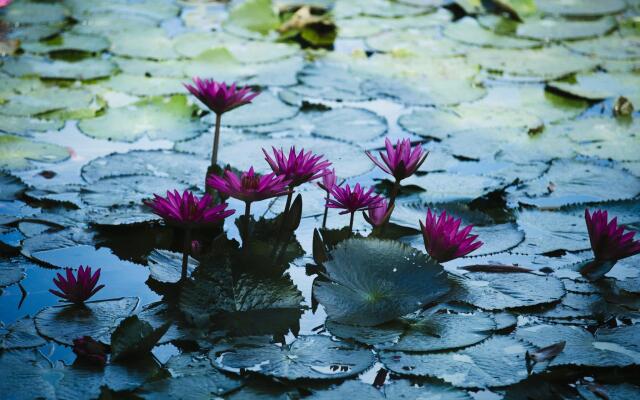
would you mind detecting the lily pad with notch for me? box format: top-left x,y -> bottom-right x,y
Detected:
313,238 -> 450,326
211,335 -> 375,380
548,72 -> 640,106
0,134 -> 70,171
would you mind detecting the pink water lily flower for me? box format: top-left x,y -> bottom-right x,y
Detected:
0,0 -> 11,7
145,190 -> 235,228
184,77 -> 259,115
327,183 -> 382,215
73,336 -> 107,366
50,266 -> 104,304
207,167 -> 290,204
366,138 -> 428,182
585,209 -> 640,261
263,146 -> 332,188
363,199 -> 394,228
317,168 -> 337,192
420,209 -> 483,262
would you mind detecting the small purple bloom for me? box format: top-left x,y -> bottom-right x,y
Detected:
263,146 -> 332,188
184,77 -> 259,115
327,183 -> 382,215
50,266 -> 105,304
73,336 -> 107,366
363,199 -> 393,228
366,138 -> 428,182
585,209 -> 640,261
207,167 -> 290,203
317,168 -> 337,192
145,190 -> 235,228
420,209 -> 483,262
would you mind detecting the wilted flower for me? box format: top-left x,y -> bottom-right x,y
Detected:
263,146 -> 331,188
73,336 -> 107,366
145,190 -> 235,228
420,209 -> 483,262
207,167 -> 290,204
366,138 -> 428,182
50,266 -> 104,304
327,183 -> 382,215
585,209 -> 640,261
184,77 -> 259,115
363,199 -> 394,228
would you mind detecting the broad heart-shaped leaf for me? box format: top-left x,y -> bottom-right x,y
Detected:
2,55 -> 116,80
78,95 -> 206,142
210,335 -> 375,380
0,349 -> 57,400
148,249 -> 198,284
513,159 -> 640,208
110,315 -> 171,361
313,238 -> 450,326
516,324 -> 640,368
0,256 -> 26,287
448,271 -> 565,310
383,380 -> 473,400
380,335 -> 538,388
34,297 -> 139,345
0,134 -> 70,170
0,316 -> 46,350
326,307 -> 496,352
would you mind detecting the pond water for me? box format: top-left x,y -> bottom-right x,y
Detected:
1,0 -> 640,399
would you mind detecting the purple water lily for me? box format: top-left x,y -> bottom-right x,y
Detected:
50,266 -> 104,304
327,183 -> 382,232
363,198 -> 394,228
420,209 -> 483,262
184,77 -> 259,167
145,190 -> 235,228
73,336 -> 107,366
586,209 -> 640,261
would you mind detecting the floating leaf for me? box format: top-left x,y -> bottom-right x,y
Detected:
311,107 -> 387,143
78,95 -> 205,142
516,17 -> 616,40
403,173 -> 505,204
108,28 -> 179,60
211,335 -> 375,380
0,317 -> 46,350
0,114 -> 64,135
566,34 -> 640,60
0,256 -> 27,288
99,74 -> 186,96
21,32 -> 110,54
548,72 -> 640,105
313,238 -> 450,326
0,349 -> 56,400
0,134 -> 70,170
34,297 -> 139,345
308,381 -> 384,399
0,87 -> 97,118
141,373 -> 243,400
536,0 -> 626,16
226,0 -> 280,35
2,55 -> 116,80
449,271 -> 565,310
381,336 -> 537,388
383,380 -> 472,400
110,315 -> 171,361
2,1 -> 69,24
216,92 -> 298,127
366,30 -> 468,56
515,209 -> 589,254
148,249 -> 198,284
444,17 -> 538,48
80,175 -> 190,209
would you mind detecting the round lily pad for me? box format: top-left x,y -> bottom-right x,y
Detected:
516,17 -> 617,41
361,77 -> 486,107
0,316 -> 46,350
217,92 -> 298,127
0,86 -> 96,118
515,209 -> 589,254
536,0 -> 626,17
313,238 -> 450,326
565,35 -> 640,60
335,0 -> 435,18
80,175 -> 191,209
0,134 -> 70,170
403,173 -> 505,204
0,172 -> 26,200
311,107 -> 387,143
380,336 -> 536,388
548,72 -> 640,105
468,46 -> 598,81
211,335 -> 375,380
449,271 -> 566,310
0,349 -> 56,400
99,74 -> 186,96
141,374 -> 243,399
2,55 -> 116,80
66,0 -> 179,21
108,28 -> 179,60
384,380 -> 472,400
21,32 -> 110,54
78,95 -> 206,142
7,24 -> 65,42
2,1 -> 69,25
0,257 -> 27,288
0,114 -> 64,135
147,249 -> 198,284
444,17 -> 539,48
113,56 -> 187,78
219,137 -> 372,178
71,12 -> 158,35
34,297 -> 139,345
366,30 -> 468,56
308,381 -> 384,399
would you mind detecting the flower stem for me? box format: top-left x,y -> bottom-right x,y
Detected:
181,229 -> 191,281
243,202 -> 251,245
349,212 -> 355,234
389,180 -> 400,209
322,191 -> 329,229
283,190 -> 293,215
211,113 -> 222,168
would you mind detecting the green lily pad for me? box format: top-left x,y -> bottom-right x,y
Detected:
327,307 -> 496,352
516,17 -> 617,41
0,134 -> 70,170
383,380 -> 473,400
404,173 -> 505,204
308,381 -> 384,399
21,32 -> 110,54
0,87 -> 97,118
2,1 -> 69,25
448,271 -> 565,310
0,172 -> 26,200
311,107 -> 387,143
335,0 -> 433,18
2,55 -> 116,80
0,349 -> 56,400
108,28 -> 179,60
226,0 -> 280,36
548,72 -> 640,105
565,34 -> 640,60
313,238 -> 450,326
468,46 -> 598,80
148,249 -> 198,284
515,209 -> 590,254
380,336 -> 537,388
219,137 -> 371,178
532,292 -> 610,319
110,315 -> 171,361
0,316 -> 46,350
78,95 -> 206,142
71,12 -> 158,35
0,114 -> 64,135
577,383 -> 640,400
65,0 -> 179,20
217,92 -> 297,127
7,24 -> 65,42
517,324 -> 640,368
514,159 -> 640,208
337,9 -> 452,38
141,373 -> 243,399
113,56 -> 187,78
366,30 -> 468,56
211,335 -> 375,380
536,0 -> 626,17
444,17 -> 539,48
80,175 -> 190,209
0,257 -> 27,288
99,74 -> 186,96
34,297 -> 139,345
399,103 -> 543,140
